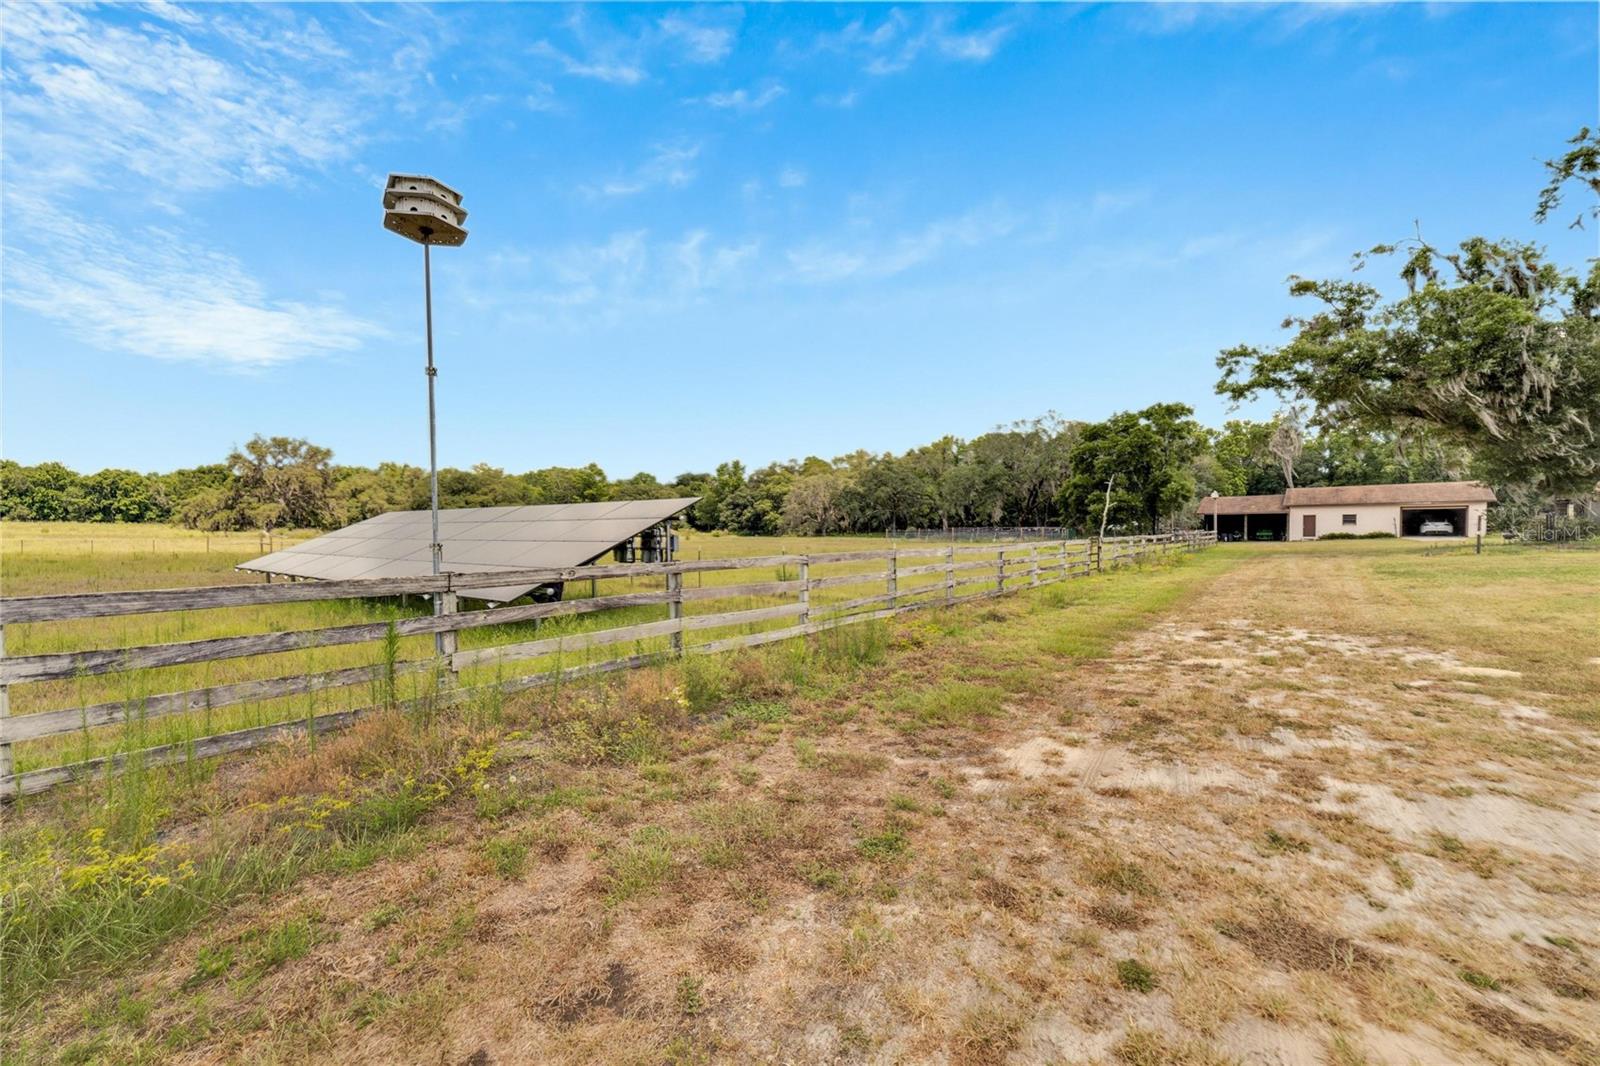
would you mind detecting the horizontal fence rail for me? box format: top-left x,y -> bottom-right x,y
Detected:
897,526 -> 1083,542
0,531 -> 1215,798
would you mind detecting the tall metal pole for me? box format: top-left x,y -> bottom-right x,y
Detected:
423,236 -> 445,655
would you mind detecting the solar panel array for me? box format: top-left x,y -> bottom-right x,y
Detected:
239,498 -> 699,603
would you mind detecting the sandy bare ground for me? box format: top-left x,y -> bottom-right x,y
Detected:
24,548 -> 1599,1065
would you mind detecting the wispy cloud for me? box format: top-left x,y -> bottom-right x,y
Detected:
812,10 -> 1017,76
474,229 -> 759,326
0,3 -> 386,369
525,81 -> 562,112
585,141 -> 703,198
5,197 -> 377,369
657,11 -> 737,64
480,184 -> 1172,323
531,8 -> 739,87
530,39 -> 646,85
1123,1 -> 1389,38
785,203 -> 1023,283
691,83 -> 786,112
815,89 -> 860,109
1,3 -> 363,194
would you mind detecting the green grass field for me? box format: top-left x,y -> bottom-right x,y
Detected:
1,522 -> 1041,774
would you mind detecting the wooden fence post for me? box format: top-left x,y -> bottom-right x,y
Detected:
0,623 -> 11,796
798,559 -> 810,626
887,551 -> 898,610
944,546 -> 955,605
668,571 -> 684,655
997,548 -> 1006,595
1030,544 -> 1040,587
438,591 -> 459,688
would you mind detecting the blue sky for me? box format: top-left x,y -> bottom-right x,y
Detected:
2,2 -> 1595,479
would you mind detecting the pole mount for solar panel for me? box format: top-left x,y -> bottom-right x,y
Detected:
384,174 -> 468,653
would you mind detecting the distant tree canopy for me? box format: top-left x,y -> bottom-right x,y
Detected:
1,400 -> 1559,538
0,438 -> 710,532
1194,421 -> 1467,500
0,414 -> 1182,536
1218,130 -> 1600,495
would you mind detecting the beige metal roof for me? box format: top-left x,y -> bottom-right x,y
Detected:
239,498 -> 698,602
1282,481 -> 1496,507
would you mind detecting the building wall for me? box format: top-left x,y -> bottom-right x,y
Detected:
1288,504 -> 1401,540
1288,501 -> 1489,540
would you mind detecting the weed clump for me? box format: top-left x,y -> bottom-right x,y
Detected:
482,836 -> 529,880
676,975 -> 705,1015
1086,853 -> 1160,898
604,826 -> 678,905
887,682 -> 1004,730
857,822 -> 910,862
1116,958 -> 1158,993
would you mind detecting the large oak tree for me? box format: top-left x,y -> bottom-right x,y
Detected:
1216,132 -> 1600,495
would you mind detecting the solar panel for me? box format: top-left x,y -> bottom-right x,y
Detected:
238,498 -> 699,603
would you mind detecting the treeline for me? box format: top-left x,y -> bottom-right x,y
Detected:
1,407 -> 1475,536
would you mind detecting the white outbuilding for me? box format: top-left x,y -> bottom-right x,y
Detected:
1198,481 -> 1496,542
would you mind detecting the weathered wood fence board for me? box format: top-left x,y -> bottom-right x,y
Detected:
0,532 -> 1216,797
0,590 -> 678,684
0,660 -> 435,744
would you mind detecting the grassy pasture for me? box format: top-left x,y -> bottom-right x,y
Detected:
1,522 -> 315,596
1,523 -> 1035,773
2,538 -> 1597,1064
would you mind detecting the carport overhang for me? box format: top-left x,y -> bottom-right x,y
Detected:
1201,506 -> 1289,542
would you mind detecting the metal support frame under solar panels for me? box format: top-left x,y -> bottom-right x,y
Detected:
239,498 -> 700,604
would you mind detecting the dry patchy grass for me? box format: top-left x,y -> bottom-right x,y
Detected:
4,541 -> 1598,1065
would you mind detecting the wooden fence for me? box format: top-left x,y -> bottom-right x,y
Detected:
0,531 -> 1215,799
896,526 -> 1081,542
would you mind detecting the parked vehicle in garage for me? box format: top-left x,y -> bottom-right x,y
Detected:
1419,519 -> 1455,535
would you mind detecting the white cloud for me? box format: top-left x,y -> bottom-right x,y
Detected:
532,9 -> 741,86
5,202 -> 377,370
674,230 -> 760,293
524,81 -> 562,112
813,10 -> 1016,77
586,141 -> 703,198
933,23 -> 1012,62
1,3 -> 363,193
785,203 -> 1022,283
530,39 -> 646,85
476,228 -> 759,326
692,83 -> 786,112
133,1 -> 202,28
0,4 -> 387,368
1123,1 -> 1389,38
778,166 -> 808,189
815,89 -> 860,109
657,12 -> 736,63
